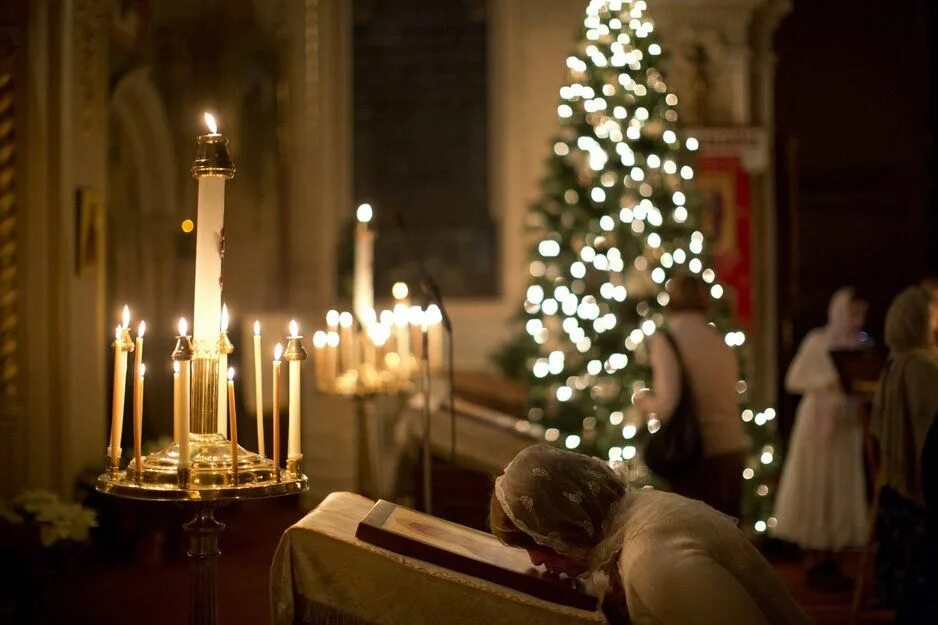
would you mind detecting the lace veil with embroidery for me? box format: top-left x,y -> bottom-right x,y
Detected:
494,444 -> 631,572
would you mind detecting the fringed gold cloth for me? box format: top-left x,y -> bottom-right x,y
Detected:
270,492 -> 605,625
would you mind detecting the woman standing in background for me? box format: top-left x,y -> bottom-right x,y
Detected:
772,287 -> 869,591
871,286 -> 938,624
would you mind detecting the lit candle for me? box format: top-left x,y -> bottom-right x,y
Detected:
312,331 -> 327,390
284,321 -> 308,466
426,304 -> 443,372
108,305 -> 134,470
173,361 -> 180,441
339,311 -> 356,372
192,113 -> 235,343
227,367 -> 238,478
272,343 -> 283,477
353,203 -> 375,325
253,320 -> 265,456
173,317 -> 193,471
409,306 -> 425,364
363,326 -> 377,370
217,304 -> 233,437
131,318 -> 146,475
325,332 -> 339,387
133,364 -> 146,478
392,282 -> 411,379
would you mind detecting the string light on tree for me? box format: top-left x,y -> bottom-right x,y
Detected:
495,0 -> 782,532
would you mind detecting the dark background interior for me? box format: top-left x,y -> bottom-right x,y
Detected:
774,0 -> 936,436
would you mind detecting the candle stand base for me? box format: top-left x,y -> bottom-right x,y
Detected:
96,434 -> 308,625
185,502 -> 225,625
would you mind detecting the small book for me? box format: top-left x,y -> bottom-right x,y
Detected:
829,347 -> 885,396
355,499 -> 597,611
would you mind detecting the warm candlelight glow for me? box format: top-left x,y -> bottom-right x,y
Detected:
204,112 -> 218,134
392,282 -> 409,300
326,310 -> 340,327
139,364 -> 147,378
178,317 -> 189,336
339,312 -> 353,328
138,320 -> 146,338
254,320 -> 261,336
356,203 -> 373,223
274,343 -> 283,362
289,319 -> 299,338
326,332 -> 339,347
228,366 -> 235,381
220,304 -> 229,332
122,305 -> 131,329
313,331 -> 327,348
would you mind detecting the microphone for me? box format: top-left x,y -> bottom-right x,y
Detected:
393,211 -> 452,332
394,210 -> 458,466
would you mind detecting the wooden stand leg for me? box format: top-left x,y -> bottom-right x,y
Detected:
184,502 -> 226,625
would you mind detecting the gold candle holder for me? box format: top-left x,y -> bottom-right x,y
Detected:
190,340 -> 219,435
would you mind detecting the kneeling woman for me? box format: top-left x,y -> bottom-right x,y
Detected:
490,445 -> 809,625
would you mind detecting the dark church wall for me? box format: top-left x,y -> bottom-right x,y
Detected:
774,0 -> 933,438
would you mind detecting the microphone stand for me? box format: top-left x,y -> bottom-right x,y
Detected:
420,319 -> 432,514
395,213 -> 458,469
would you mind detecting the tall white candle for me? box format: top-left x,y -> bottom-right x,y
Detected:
326,332 -> 339,386
177,318 -> 191,469
108,306 -> 132,467
253,321 -> 265,456
339,311 -> 357,371
312,331 -> 327,390
173,361 -> 180,441
217,304 -> 230,437
131,319 -> 146,474
272,343 -> 283,475
353,203 -> 375,325
227,367 -> 238,475
133,364 -> 146,476
193,113 -> 229,342
426,304 -> 443,372
392,282 -> 411,379
287,320 -> 302,461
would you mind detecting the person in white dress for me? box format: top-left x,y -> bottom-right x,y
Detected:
490,444 -> 810,625
772,287 -> 869,591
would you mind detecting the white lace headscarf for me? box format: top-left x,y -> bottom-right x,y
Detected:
494,444 -> 630,572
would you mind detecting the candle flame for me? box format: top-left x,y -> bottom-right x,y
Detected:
313,331 -> 327,348
178,317 -> 188,337
426,304 -> 443,324
228,367 -> 235,381
289,319 -> 299,337
326,310 -> 340,327
356,203 -> 373,223
174,361 -> 180,375
220,304 -> 229,332
274,343 -> 283,362
392,282 -> 409,300
115,325 -> 122,341
138,320 -> 146,338
339,311 -> 353,328
139,364 -> 146,378
122,305 -> 130,329
253,320 -> 261,336
204,112 -> 218,134
326,332 -> 340,347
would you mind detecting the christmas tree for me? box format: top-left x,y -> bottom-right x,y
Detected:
497,0 -> 780,532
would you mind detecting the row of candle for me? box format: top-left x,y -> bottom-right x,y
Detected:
108,305 -> 308,480
311,286 -> 443,393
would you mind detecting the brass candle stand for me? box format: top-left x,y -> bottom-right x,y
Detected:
97,357 -> 308,625
98,116 -> 309,625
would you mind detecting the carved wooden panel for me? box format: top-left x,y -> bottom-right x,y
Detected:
0,31 -> 18,403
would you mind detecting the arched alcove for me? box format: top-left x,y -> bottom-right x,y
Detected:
108,66 -> 179,435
